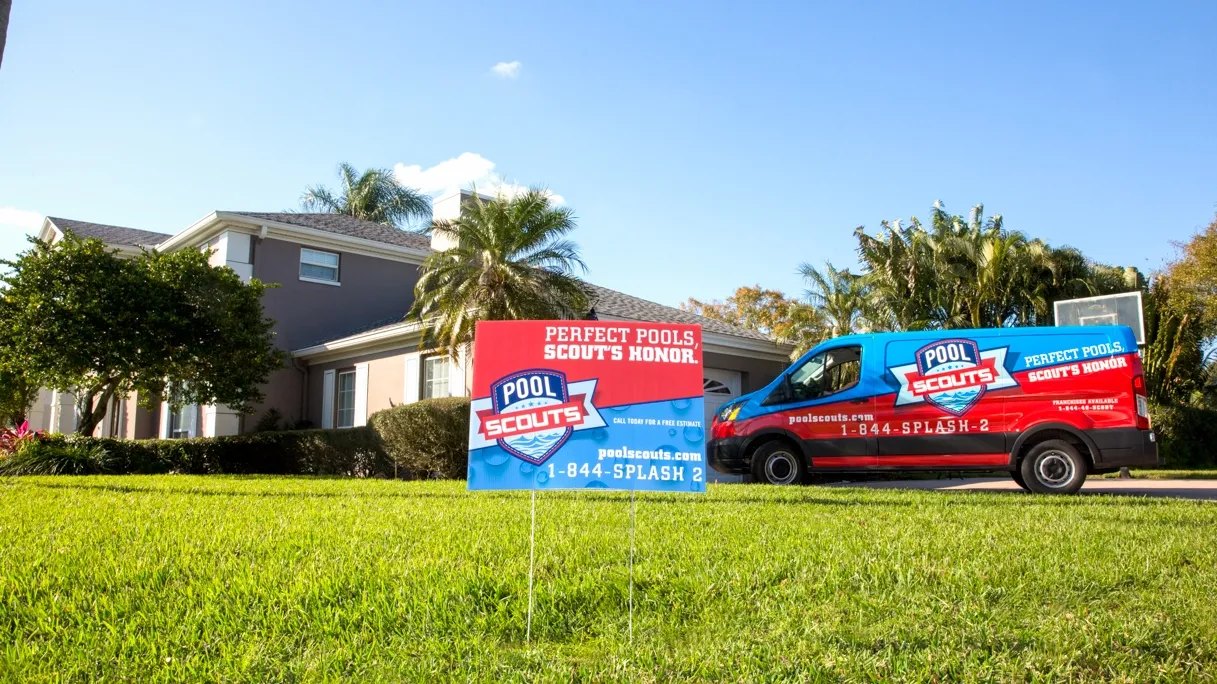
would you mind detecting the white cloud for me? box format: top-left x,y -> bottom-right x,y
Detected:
0,207 -> 44,231
393,153 -> 564,205
490,61 -> 521,79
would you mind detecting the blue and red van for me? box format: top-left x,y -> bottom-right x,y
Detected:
708,325 -> 1160,493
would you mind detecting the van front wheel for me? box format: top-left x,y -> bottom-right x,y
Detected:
751,441 -> 806,485
1020,440 -> 1086,494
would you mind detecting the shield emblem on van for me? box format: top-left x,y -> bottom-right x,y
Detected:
913,339 -> 987,416
489,369 -> 575,464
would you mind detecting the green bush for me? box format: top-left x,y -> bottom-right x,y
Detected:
1150,402 -> 1217,468
0,440 -> 115,475
368,398 -> 469,479
3,427 -> 391,477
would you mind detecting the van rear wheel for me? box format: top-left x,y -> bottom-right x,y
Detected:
751,442 -> 806,485
1020,440 -> 1086,494
1010,469 -> 1029,491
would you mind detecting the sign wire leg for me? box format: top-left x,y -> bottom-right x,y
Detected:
629,489 -> 635,643
527,489 -> 536,643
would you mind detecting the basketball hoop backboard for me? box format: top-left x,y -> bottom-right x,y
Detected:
1054,291 -> 1145,345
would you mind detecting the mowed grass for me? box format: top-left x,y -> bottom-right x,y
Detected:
2,477 -> 1216,682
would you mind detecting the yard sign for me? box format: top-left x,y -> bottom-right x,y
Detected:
468,321 -> 707,492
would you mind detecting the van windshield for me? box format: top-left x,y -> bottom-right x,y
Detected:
787,346 -> 862,401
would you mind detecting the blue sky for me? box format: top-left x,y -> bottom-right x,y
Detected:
1,0 -> 1215,308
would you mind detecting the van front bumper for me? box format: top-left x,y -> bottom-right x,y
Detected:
707,437 -> 750,475
1090,428 -> 1162,469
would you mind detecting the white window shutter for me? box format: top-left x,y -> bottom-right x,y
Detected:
354,363 -> 369,426
321,370 -> 336,429
449,348 -> 468,397
403,353 -> 420,404
159,401 -> 171,439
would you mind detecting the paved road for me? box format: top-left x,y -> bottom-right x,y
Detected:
827,477 -> 1217,501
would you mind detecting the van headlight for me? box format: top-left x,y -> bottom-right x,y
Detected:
717,403 -> 742,423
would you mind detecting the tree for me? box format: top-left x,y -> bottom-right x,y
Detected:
301,163 -> 432,231
0,369 -> 38,426
854,201 -> 1139,331
681,286 -> 826,357
0,0 -> 11,72
798,261 -> 870,337
0,235 -> 287,435
409,188 -> 591,357
1167,214 -> 1217,338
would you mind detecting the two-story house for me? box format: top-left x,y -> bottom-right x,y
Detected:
29,192 -> 794,445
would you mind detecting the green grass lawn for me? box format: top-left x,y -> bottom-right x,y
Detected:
1099,469 -> 1217,480
2,477 -> 1215,682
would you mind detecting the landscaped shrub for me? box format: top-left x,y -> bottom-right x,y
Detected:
368,397 -> 470,479
1,427 -> 391,476
0,439 -> 115,475
1150,402 -> 1217,468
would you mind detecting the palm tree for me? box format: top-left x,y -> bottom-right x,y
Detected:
409,188 -> 591,357
798,261 -> 869,337
301,163 -> 431,230
0,0 -> 11,72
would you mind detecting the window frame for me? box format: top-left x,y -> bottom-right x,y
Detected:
778,344 -> 863,404
335,369 -> 356,428
421,355 -> 451,400
299,247 -> 341,285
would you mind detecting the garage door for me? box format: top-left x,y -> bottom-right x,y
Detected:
703,369 -> 743,482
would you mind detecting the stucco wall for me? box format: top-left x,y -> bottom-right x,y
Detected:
306,346 -> 418,427
245,365 -> 306,431
251,237 -> 421,352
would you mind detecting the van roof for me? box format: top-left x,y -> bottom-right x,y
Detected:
825,325 -> 1136,347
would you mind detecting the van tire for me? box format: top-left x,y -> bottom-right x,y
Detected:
751,441 -> 806,485
1020,440 -> 1086,494
1010,469 -> 1029,491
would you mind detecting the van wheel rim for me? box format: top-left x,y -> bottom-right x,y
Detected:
765,452 -> 798,484
1036,451 -> 1074,488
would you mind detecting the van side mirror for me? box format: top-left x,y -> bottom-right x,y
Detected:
762,374 -> 793,406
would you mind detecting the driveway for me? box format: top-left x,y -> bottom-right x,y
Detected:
826,477 -> 1217,501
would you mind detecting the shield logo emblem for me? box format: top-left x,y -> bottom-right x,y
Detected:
490,369 -> 574,465
914,339 -> 986,416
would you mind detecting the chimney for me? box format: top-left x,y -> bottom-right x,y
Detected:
429,189 -> 496,252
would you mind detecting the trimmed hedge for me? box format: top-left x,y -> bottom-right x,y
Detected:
2,427 -> 391,477
368,397 -> 470,479
1150,402 -> 1217,468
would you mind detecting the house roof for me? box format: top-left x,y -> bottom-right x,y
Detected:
47,217 -> 174,247
52,209 -> 784,351
301,283 -> 775,349
585,284 -> 772,342
225,212 -> 431,251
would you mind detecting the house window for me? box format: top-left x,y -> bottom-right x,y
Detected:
336,370 -> 356,428
422,356 -> 450,399
169,404 -> 194,439
300,248 -> 340,283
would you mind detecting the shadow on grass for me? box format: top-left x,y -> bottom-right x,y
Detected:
10,479 -> 921,508
12,478 -> 1195,507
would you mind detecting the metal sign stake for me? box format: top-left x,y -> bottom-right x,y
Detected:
629,490 -> 636,643
527,489 -> 536,643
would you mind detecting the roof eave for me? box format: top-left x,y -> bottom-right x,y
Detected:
157,211 -> 432,264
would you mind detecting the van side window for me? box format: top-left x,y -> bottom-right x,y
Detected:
787,345 -> 862,402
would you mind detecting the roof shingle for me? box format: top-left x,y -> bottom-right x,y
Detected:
227,212 -> 431,251
585,284 -> 774,342
47,217 -> 173,247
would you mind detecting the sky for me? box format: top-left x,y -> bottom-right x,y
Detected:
1,0 -> 1215,309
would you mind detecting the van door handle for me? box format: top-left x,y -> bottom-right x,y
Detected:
849,398 -> 868,405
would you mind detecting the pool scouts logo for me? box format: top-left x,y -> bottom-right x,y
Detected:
889,339 -> 1017,416
468,369 -> 606,465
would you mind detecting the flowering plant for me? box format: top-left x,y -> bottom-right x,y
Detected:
0,422 -> 43,456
